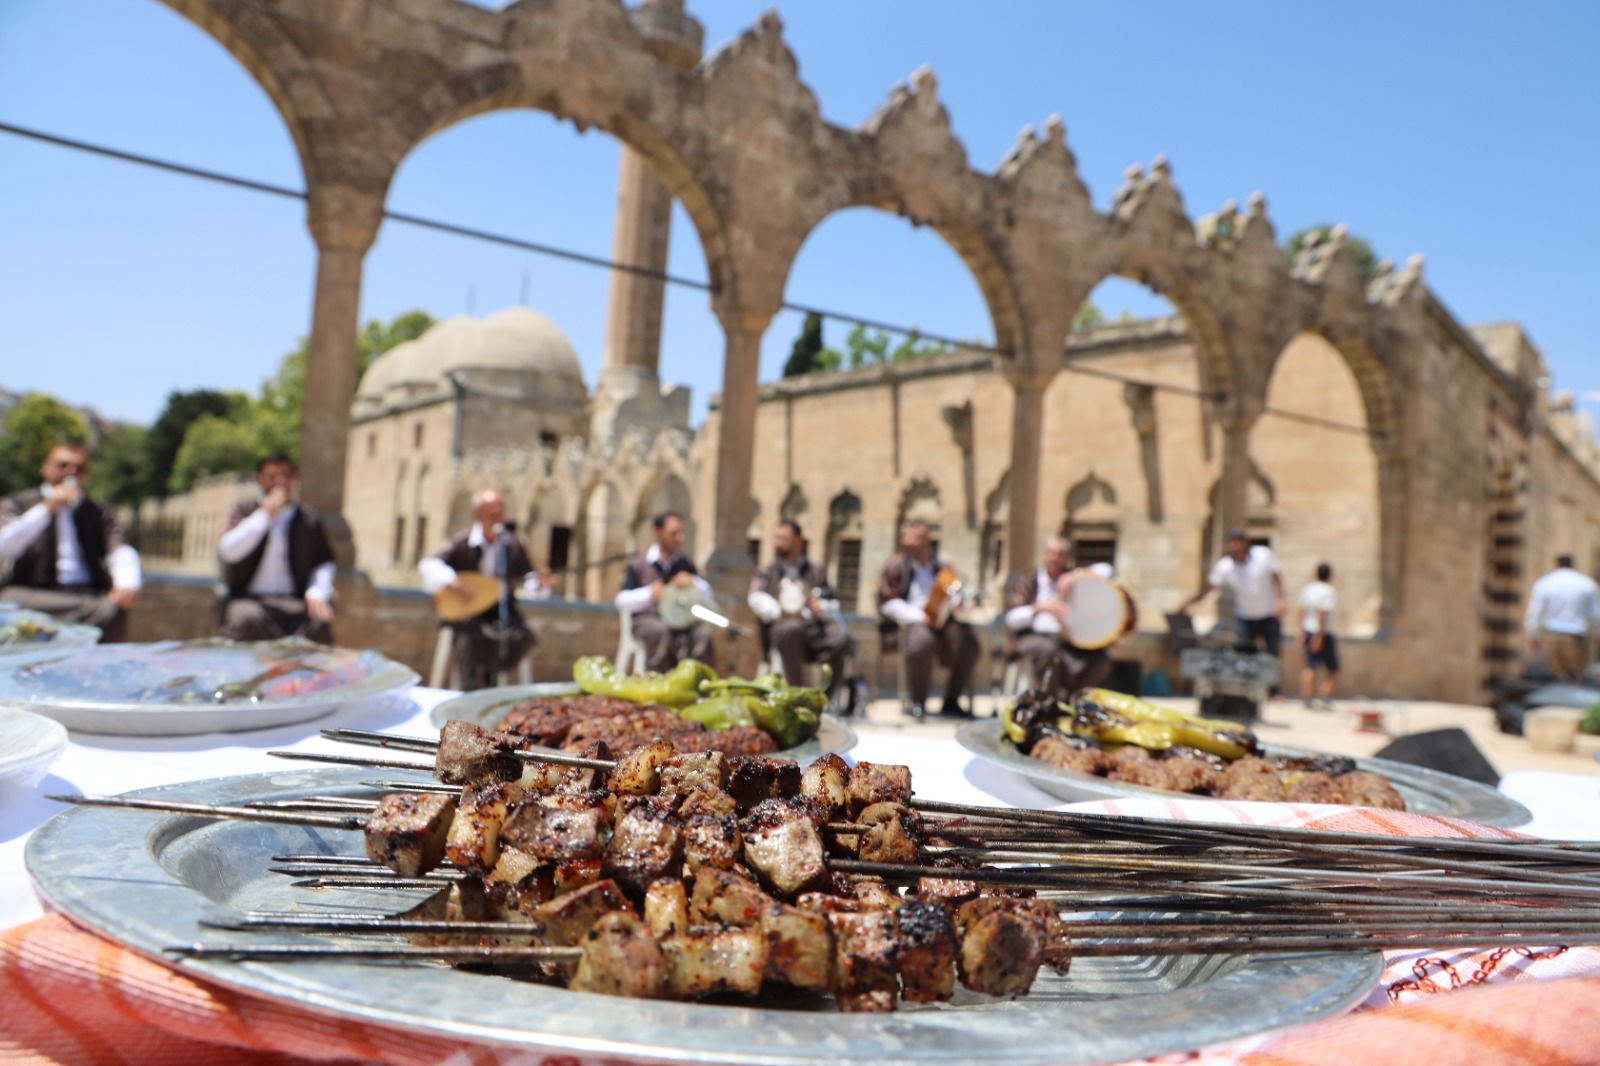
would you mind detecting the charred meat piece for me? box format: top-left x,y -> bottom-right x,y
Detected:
562,709 -> 693,756
846,762 -> 912,816
602,802 -> 686,898
760,900 -> 833,990
364,792 -> 457,877
436,720 -> 524,786
571,911 -> 669,999
690,866 -> 770,929
554,742 -> 614,794
827,908 -> 899,1010
662,925 -> 767,998
501,799 -> 609,861
1103,745 -> 1177,790
728,756 -> 803,811
684,814 -> 743,874
483,846 -> 555,922
531,879 -> 633,947
856,802 -> 923,865
644,878 -> 689,935
917,864 -> 980,908
1219,755 -> 1288,802
1284,770 -> 1344,804
676,785 -> 738,820
1030,733 -> 1106,776
444,782 -> 514,874
497,693 -> 643,747
554,858 -> 603,894
955,897 -> 1047,996
741,799 -> 829,897
1335,769 -> 1407,810
607,738 -> 675,796
664,727 -> 779,757
851,880 -> 901,910
1161,756 -> 1222,795
895,899 -> 957,1003
660,752 -> 729,795
800,753 -> 851,816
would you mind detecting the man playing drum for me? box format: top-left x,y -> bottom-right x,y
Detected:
747,519 -> 852,697
615,511 -> 715,672
1004,536 -> 1116,696
877,519 -> 980,719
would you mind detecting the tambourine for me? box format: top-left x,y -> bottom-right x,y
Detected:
1061,572 -> 1138,650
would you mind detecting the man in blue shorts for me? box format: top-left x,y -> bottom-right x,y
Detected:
1298,562 -> 1338,708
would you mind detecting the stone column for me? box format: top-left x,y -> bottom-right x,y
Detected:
1212,403 -> 1260,559
1375,449 -> 1408,634
1004,367 -> 1054,576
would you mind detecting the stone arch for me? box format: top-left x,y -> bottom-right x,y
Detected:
636,471 -> 695,559
825,490 -> 865,613
1061,472 -> 1121,570
779,483 -> 808,522
897,476 -> 943,531
1074,264 -> 1240,401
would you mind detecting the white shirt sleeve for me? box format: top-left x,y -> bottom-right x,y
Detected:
882,597 -> 924,626
107,545 -> 142,590
0,502 -> 51,562
305,562 -> 336,603
417,556 -> 457,594
1257,546 -> 1281,574
1524,580 -> 1547,637
615,585 -> 655,613
522,572 -> 553,600
1004,603 -> 1036,631
749,590 -> 782,623
693,574 -> 714,601
217,508 -> 272,563
1207,557 -> 1229,589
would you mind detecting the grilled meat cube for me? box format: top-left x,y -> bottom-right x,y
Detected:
554,742 -> 614,794
851,880 -> 901,910
1335,769 -> 1407,810
800,752 -> 850,815
955,898 -> 1046,996
660,752 -> 729,795
571,911 -> 669,999
554,858 -> 603,894
958,896 -> 1071,975
895,899 -> 957,1003
444,783 -> 513,874
827,908 -> 899,1007
1162,756 -> 1223,795
644,878 -> 689,935
501,799 -> 609,862
835,988 -> 897,1013
662,925 -> 767,998
917,860 -> 980,906
364,792 -> 457,877
684,815 -> 742,874
436,720 -> 524,785
728,756 -> 803,811
689,866 -> 770,929
740,799 -> 829,897
856,802 -> 923,865
1030,733 -> 1107,776
445,877 -> 489,923
484,846 -> 555,921
846,762 -> 912,816
1219,755 -> 1288,802
1284,770 -> 1344,804
677,785 -> 738,820
602,803 -> 686,898
760,900 -> 832,990
518,759 -> 568,795
607,738 -> 675,796
531,879 -> 633,946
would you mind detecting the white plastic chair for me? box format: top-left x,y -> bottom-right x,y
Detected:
615,605 -> 648,675
428,627 -> 532,689
1001,656 -> 1037,697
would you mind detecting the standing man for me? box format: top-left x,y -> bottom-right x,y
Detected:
748,518 -> 851,695
616,511 -> 715,672
1298,562 -> 1339,708
878,519 -> 980,719
1004,536 -> 1112,696
419,490 -> 554,690
1525,554 -> 1600,681
217,453 -> 336,644
0,440 -> 140,641
1179,527 -> 1286,662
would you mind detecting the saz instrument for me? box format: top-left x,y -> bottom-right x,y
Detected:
658,586 -> 712,632
1059,571 -> 1138,650
923,567 -> 965,629
433,572 -> 507,624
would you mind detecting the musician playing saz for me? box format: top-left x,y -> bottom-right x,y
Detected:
747,519 -> 852,697
615,510 -> 715,672
877,518 -> 980,719
418,490 -> 554,690
1004,536 -> 1113,696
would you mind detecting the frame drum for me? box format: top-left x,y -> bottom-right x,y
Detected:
1061,573 -> 1134,650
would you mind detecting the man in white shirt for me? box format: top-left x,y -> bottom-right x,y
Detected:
1525,554 -> 1600,680
1298,562 -> 1339,708
615,511 -> 715,672
216,454 -> 336,644
877,519 -> 980,718
1003,536 -> 1112,696
0,441 -> 141,641
1179,527 -> 1286,661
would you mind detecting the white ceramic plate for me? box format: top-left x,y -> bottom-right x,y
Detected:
0,706 -> 68,788
0,607 -> 101,673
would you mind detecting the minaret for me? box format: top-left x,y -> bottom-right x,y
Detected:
592,0 -> 703,444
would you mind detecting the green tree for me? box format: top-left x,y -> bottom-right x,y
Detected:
1073,300 -> 1105,332
146,390 -> 249,497
86,423 -> 153,506
782,313 -> 826,378
168,413 -> 270,492
1285,225 -> 1381,282
4,394 -> 88,477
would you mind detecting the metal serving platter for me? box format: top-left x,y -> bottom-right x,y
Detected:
956,719 -> 1534,828
0,639 -> 418,736
27,767 -> 1380,1066
0,607 -> 101,673
429,682 -> 859,765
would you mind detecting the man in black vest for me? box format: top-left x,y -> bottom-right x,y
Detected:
615,511 -> 715,672
217,453 -> 336,644
1003,536 -> 1112,696
877,519 -> 979,718
419,489 -> 554,690
0,440 -> 141,641
747,518 -> 852,695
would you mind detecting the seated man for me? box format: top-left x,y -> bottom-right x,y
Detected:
748,518 -> 852,695
217,453 -> 336,644
419,490 -> 555,690
615,510 -> 715,672
877,518 -> 980,719
0,440 -> 140,641
1004,536 -> 1112,696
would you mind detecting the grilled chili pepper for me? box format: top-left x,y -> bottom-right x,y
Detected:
572,656 -> 716,709
678,693 -> 759,731
696,672 -> 825,749
1079,688 -> 1257,760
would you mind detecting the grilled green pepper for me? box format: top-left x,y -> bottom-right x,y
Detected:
572,656 -> 717,709
1079,688 -> 1257,760
696,672 -> 826,749
678,693 -> 759,731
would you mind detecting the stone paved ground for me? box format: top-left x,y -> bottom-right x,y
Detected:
846,692 -> 1600,777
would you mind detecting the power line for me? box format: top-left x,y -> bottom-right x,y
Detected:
0,119 -> 1379,439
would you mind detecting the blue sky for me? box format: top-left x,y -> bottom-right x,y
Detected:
1,0 -> 1596,429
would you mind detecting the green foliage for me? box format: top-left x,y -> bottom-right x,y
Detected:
782,314 -> 826,378
1285,225 -> 1381,282
147,390 -> 249,497
838,324 -> 948,370
168,413 -> 271,492
1581,703 -> 1600,737
1073,301 -> 1105,332
5,395 -> 89,477
85,424 -> 152,506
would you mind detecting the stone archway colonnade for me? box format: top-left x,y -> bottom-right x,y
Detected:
161,0 -> 1426,622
